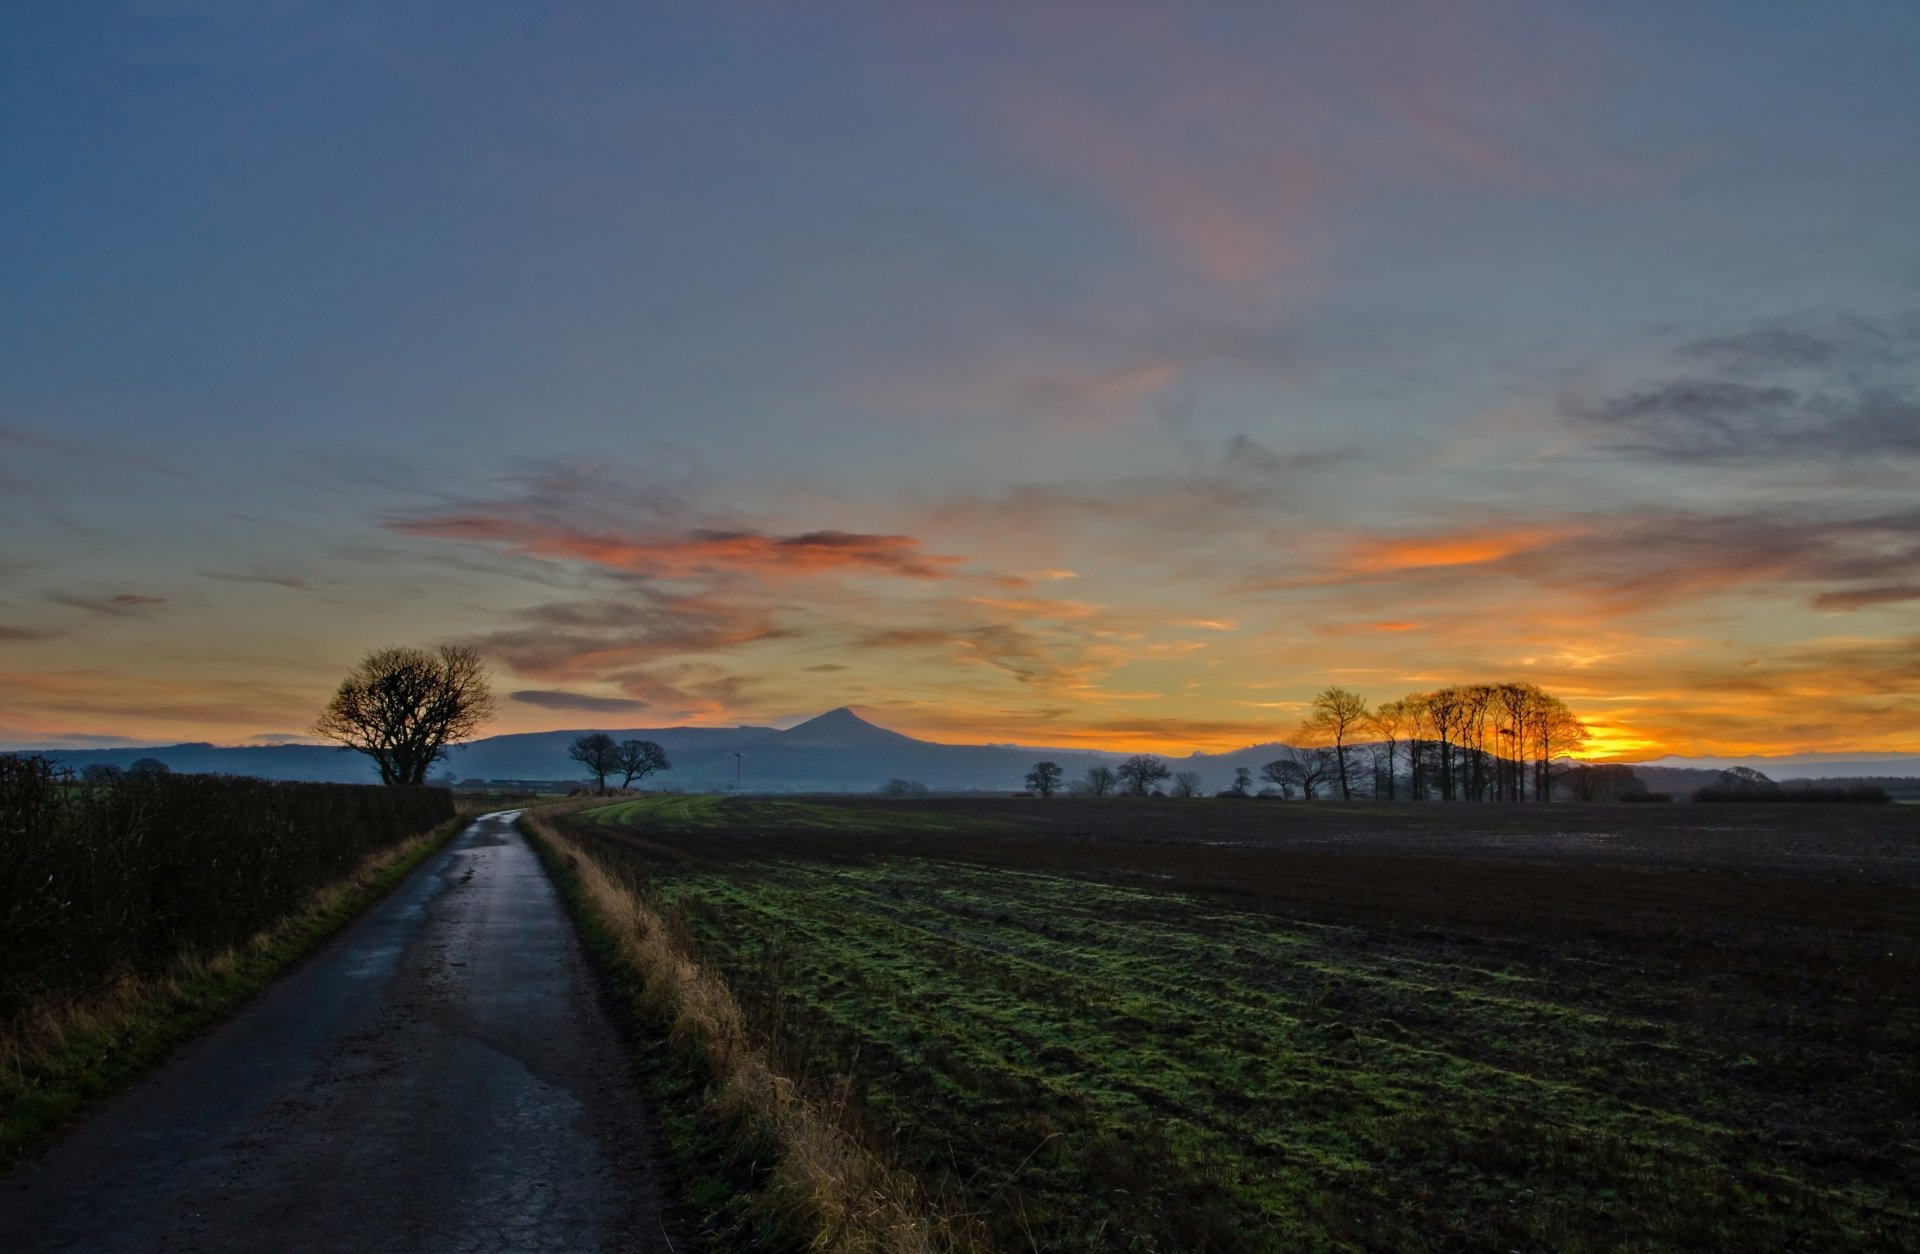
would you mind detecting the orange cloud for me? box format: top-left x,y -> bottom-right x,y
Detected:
1346,528 -> 1565,573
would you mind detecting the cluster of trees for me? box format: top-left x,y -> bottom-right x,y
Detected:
1304,682 -> 1591,803
1024,756 -> 1203,798
1564,762 -> 1655,803
567,733 -> 671,794
1024,683 -> 1596,803
80,758 -> 172,784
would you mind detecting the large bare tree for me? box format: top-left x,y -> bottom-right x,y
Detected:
569,733 -> 620,794
1301,686 -> 1370,801
616,739 -> 670,789
1117,754 -> 1172,796
314,645 -> 494,786
1025,761 -> 1064,797
1083,764 -> 1118,797
1368,699 -> 1409,801
1261,746 -> 1335,800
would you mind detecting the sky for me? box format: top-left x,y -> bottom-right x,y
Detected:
3,0 -> 1919,759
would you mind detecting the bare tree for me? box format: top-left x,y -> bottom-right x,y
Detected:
314,644 -> 494,787
1423,687 -> 1467,801
1368,700 -> 1408,801
616,739 -> 670,789
1527,692 -> 1588,802
1301,686 -> 1369,801
1025,761 -> 1064,797
1116,754 -> 1172,796
1171,770 -> 1202,798
569,733 -> 620,794
1084,764 -> 1118,797
1493,683 -> 1537,803
1261,746 -> 1335,800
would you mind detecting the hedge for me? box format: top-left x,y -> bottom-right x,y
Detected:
0,755 -> 454,1025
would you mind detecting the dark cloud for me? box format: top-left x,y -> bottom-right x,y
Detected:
804,663 -> 849,673
469,589 -> 790,682
1581,381 -> 1920,460
1682,328 -> 1845,371
1574,310 -> 1920,462
0,625 -> 54,641
52,593 -> 167,617
1680,311 -> 1920,374
509,689 -> 652,713
1812,584 -> 1920,612
202,571 -> 314,591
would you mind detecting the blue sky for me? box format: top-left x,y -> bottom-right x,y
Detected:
4,1 -> 1918,755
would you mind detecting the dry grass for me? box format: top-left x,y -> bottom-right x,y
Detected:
520,809 -> 981,1254
0,818 -> 463,1162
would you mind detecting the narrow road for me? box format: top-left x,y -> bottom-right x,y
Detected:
1,812 -> 673,1253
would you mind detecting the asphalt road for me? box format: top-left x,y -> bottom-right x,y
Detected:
1,811 -> 674,1253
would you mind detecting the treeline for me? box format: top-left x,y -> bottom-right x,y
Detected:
1017,682 -> 1599,803
0,755 -> 453,1026
1692,767 -> 1890,804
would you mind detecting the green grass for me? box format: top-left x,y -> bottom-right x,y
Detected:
641,856 -> 1914,1251
584,795 -> 997,836
0,817 -> 466,1166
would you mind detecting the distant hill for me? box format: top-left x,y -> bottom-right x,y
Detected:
14,710 -> 1919,795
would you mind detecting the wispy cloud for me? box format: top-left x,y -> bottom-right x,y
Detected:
51,593 -> 168,617
1569,309 -> 1920,462
392,515 -> 965,582
509,689 -> 652,714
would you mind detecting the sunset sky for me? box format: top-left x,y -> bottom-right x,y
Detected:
4,2 -> 1918,758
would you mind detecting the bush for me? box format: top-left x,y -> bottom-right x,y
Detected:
0,755 -> 453,1025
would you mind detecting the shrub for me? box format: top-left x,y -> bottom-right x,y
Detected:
0,755 -> 453,1026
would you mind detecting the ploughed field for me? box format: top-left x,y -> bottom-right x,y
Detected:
562,796 -> 1920,1252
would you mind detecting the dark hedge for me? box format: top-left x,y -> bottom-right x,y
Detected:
0,755 -> 453,1024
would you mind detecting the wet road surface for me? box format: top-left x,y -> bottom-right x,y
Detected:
1,812 -> 673,1253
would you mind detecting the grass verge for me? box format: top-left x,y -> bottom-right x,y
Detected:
0,814 -> 468,1166
519,808 -> 979,1254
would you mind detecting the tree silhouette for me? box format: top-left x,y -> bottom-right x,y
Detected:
1116,754 -> 1172,796
616,739 -> 670,789
1025,761 -> 1064,797
314,644 -> 494,786
1302,686 -> 1369,800
1171,770 -> 1202,798
1084,764 -> 1117,797
1368,700 -> 1408,801
1261,746 -> 1335,800
568,732 -> 620,794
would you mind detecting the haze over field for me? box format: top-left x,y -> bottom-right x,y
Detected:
5,2 -> 1919,759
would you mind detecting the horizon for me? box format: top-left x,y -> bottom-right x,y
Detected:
5,4 -> 1918,759
13,703 -> 1920,772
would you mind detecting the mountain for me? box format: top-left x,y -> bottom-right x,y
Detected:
14,710 -> 1919,794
